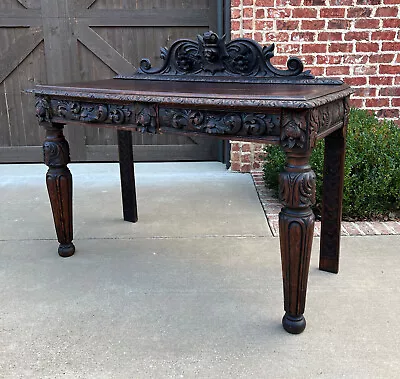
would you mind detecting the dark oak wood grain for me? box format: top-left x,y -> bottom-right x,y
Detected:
30,33 -> 354,334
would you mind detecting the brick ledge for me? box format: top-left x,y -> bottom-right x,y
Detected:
251,171 -> 400,237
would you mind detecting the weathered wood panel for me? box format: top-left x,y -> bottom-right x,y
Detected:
0,0 -> 224,162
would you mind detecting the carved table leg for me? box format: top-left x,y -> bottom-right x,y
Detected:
279,153 -> 316,334
319,126 -> 347,274
117,130 -> 138,223
43,123 -> 74,257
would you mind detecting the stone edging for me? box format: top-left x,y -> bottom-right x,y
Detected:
251,171 -> 400,237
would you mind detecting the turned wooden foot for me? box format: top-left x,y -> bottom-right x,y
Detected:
43,123 -> 75,257
279,153 -> 315,334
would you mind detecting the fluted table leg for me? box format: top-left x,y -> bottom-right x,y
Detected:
43,122 -> 75,257
279,153 -> 316,334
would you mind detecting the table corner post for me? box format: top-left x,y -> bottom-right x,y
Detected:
319,97 -> 350,274
42,120 -> 75,257
278,109 -> 316,334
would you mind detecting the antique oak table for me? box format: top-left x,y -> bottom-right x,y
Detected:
30,32 -> 353,334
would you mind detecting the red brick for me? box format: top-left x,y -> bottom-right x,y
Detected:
231,142 -> 240,152
243,7 -> 253,18
320,7 -> 346,18
264,32 -> 290,42
369,54 -> 395,64
276,20 -> 299,30
231,0 -> 241,6
316,55 -> 342,64
344,77 -> 367,86
311,67 -> 325,76
392,98 -> 400,107
240,163 -> 252,172
275,0 -> 300,4
357,0 -> 381,4
292,8 -> 318,18
369,76 -> 393,85
384,221 -> 400,234
231,20 -> 241,32
356,42 -> 380,53
329,0 -> 353,4
354,87 -> 377,97
268,8 -> 291,18
230,162 -> 241,172
384,0 -> 400,3
329,43 -> 353,53
241,153 -> 252,163
375,6 -> 398,17
328,19 -> 351,29
255,20 -> 274,30
301,20 -> 326,30
253,32 -> 263,42
341,222 -> 363,236
242,143 -> 252,152
291,32 -> 315,42
380,87 -> 400,96
304,0 -> 326,4
356,222 -> 378,236
382,42 -> 400,52
302,55 -> 316,65
350,98 -> 364,107
302,43 -> 327,53
379,65 -> 400,75
243,19 -> 253,29
347,7 -> 372,18
231,8 -> 241,19
326,66 -> 351,75
343,54 -> 368,64
382,18 -> 400,28
366,98 -> 390,107
344,31 -> 369,41
377,109 -> 399,118
355,19 -> 380,29
255,8 -> 265,18
318,32 -> 342,41
231,151 -> 240,162
353,65 -> 378,75
255,0 -> 274,5
371,31 -> 397,41
276,43 -> 301,54
396,76 -> 400,85
271,56 -> 288,66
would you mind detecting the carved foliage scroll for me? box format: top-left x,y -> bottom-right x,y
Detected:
279,170 -> 316,209
159,108 -> 280,137
53,100 -> 134,125
43,125 -> 70,168
118,31 -> 343,85
44,98 -> 158,133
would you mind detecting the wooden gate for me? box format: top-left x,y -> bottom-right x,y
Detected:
0,0 -> 226,163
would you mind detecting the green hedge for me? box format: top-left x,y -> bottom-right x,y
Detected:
263,108 -> 400,220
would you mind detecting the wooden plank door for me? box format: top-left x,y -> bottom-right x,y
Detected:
0,0 -> 223,163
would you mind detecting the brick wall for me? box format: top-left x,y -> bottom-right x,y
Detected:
229,0 -> 400,172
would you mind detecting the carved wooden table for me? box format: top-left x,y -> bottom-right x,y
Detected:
30,32 -> 353,334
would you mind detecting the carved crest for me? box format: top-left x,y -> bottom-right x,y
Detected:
116,31 -> 343,85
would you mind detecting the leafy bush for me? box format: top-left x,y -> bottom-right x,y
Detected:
263,108 -> 400,220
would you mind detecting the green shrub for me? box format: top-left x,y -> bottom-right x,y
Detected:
263,108 -> 400,220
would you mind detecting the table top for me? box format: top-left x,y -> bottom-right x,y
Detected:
31,78 -> 353,110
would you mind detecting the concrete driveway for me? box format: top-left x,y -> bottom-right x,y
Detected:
1,162 -> 399,378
